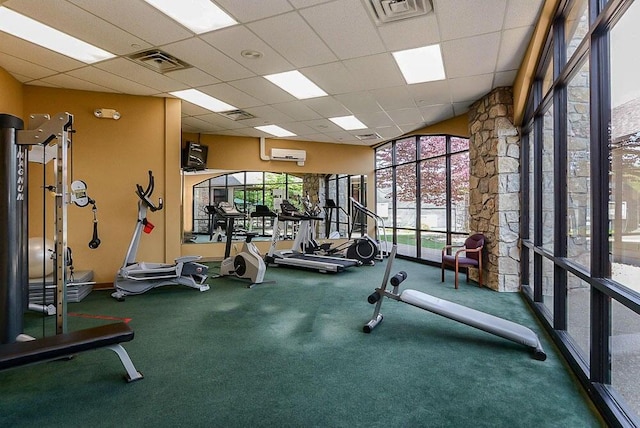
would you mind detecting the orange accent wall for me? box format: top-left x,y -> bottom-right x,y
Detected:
0,68 -> 23,117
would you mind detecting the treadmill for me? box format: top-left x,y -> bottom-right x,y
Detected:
265,200 -> 361,273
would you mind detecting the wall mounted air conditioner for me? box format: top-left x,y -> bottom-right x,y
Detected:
270,148 -> 306,166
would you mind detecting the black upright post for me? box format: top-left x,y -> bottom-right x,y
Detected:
0,113 -> 26,344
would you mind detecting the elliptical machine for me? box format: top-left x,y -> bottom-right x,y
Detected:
112,171 -> 209,301
216,203 -> 274,288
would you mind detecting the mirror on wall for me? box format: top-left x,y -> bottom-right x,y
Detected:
182,171 -> 367,245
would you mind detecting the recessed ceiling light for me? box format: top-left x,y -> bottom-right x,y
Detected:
0,7 -> 115,64
144,0 -> 236,34
264,70 -> 328,100
170,89 -> 237,112
255,125 -> 296,138
329,115 -> 367,131
393,44 -> 445,84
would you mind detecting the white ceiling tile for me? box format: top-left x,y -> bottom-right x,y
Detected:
67,66 -> 159,95
370,86 -> 416,110
449,74 -> 494,103
442,32 -> 502,79
496,26 -> 534,71
162,38 -> 254,82
37,73 -> 116,93
5,0 -> 150,56
180,102 -> 214,116
0,53 -> 58,80
197,82 -> 264,109
279,122 -> 321,136
301,62 -> 368,95
494,70 -> 518,87
200,26 -> 292,75
0,33 -> 84,72
357,111 -> 396,128
373,126 -> 404,140
334,92 -> 383,114
385,108 -> 425,126
453,101 -> 473,116
435,0 -> 507,41
215,0 -> 293,23
229,77 -> 296,104
68,0 -> 193,46
95,58 -> 187,93
301,118 -> 344,134
248,12 -> 338,68
168,68 -> 221,88
419,104 -> 455,124
300,0 -> 386,60
376,14 -> 440,51
303,96 -> 352,117
342,54 -> 405,90
271,101 -> 323,121
182,116 -> 226,133
504,0 -> 545,29
410,80 -> 453,106
242,105 -> 294,124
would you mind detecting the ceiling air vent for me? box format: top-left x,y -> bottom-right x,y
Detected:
367,0 -> 433,24
218,109 -> 256,121
356,133 -> 382,141
127,49 -> 191,74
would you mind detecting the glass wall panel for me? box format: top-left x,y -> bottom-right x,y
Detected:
420,158 -> 446,232
376,143 -> 392,168
542,256 -> 555,317
567,59 -> 591,271
529,130 -> 535,240
542,56 -> 554,95
567,271 -> 590,362
542,104 -> 555,251
419,135 -> 446,158
565,0 -> 589,60
610,2 -> 640,292
451,152 -> 469,233
611,300 -> 640,416
396,137 -> 416,164
396,163 -> 417,257
420,231 -> 446,263
450,136 -> 469,153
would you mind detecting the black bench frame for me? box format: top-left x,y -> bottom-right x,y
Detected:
0,322 -> 143,382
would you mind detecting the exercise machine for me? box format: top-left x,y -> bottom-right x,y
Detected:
112,171 -> 209,301
363,245 -> 547,361
350,197 -> 389,259
215,202 -> 273,287
265,200 -> 361,273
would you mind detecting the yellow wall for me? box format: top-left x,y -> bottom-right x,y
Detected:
22,86 -> 181,284
0,67 -> 23,117
404,114 -> 469,138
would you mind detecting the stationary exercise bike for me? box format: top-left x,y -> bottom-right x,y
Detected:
215,203 -> 275,288
112,171 -> 210,301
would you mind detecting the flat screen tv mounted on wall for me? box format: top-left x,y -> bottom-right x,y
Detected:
182,142 -> 208,171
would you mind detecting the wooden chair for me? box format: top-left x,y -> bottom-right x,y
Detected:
441,233 -> 485,289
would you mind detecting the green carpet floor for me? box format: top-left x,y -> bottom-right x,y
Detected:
0,258 -> 603,427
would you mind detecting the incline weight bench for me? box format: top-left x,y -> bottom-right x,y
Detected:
363,246 -> 546,361
0,322 -> 143,382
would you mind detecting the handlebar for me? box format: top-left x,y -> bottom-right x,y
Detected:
136,170 -> 163,212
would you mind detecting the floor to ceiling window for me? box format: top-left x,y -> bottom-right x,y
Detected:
374,135 -> 469,263
521,0 -> 640,424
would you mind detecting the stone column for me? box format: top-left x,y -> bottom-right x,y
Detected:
468,87 -> 521,291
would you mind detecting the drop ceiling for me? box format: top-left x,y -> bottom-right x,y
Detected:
0,0 -> 544,145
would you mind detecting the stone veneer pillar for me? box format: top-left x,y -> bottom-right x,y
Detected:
468,87 -> 521,292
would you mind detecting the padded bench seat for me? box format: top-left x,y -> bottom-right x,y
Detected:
0,322 -> 143,382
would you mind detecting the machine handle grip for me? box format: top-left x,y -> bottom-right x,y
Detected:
390,271 -> 407,286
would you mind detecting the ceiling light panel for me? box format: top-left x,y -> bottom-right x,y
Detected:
264,70 -> 328,100
170,89 -> 237,112
255,125 -> 296,137
143,0 -> 236,34
0,7 -> 115,64
393,44 -> 445,84
329,115 -> 367,131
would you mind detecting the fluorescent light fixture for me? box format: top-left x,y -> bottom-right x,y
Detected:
329,115 -> 367,131
255,125 -> 296,138
264,71 -> 328,100
144,0 -> 236,34
170,89 -> 237,112
0,7 -> 115,64
392,44 -> 445,84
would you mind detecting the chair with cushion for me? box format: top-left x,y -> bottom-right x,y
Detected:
441,233 -> 485,289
